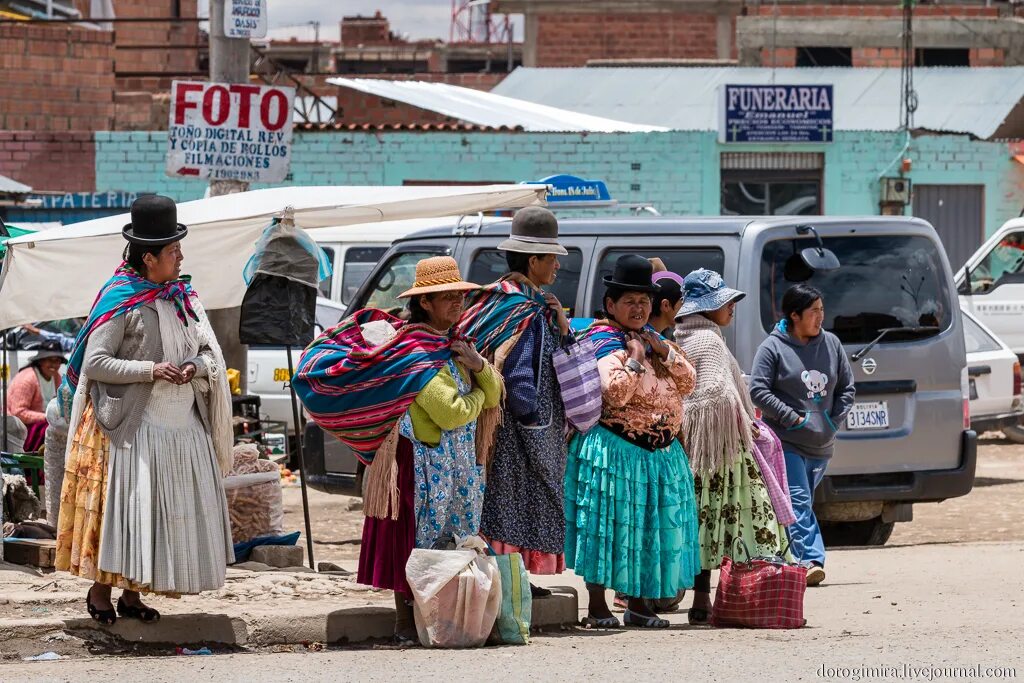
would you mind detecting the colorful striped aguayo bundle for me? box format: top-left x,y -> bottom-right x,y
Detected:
456,275 -> 550,357
61,262 -> 198,397
291,309 -> 456,464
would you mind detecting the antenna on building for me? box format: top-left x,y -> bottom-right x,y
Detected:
450,0 -> 512,43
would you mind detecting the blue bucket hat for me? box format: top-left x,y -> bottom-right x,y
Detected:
676,268 -> 746,319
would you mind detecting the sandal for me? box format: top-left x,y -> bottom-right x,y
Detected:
116,597 -> 160,623
580,615 -> 621,629
623,609 -> 670,629
86,592 -> 116,626
687,607 -> 711,626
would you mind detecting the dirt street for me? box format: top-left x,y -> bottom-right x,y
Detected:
3,437 -> 1023,681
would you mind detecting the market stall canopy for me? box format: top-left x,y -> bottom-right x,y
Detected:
327,77 -> 669,133
0,184 -> 546,329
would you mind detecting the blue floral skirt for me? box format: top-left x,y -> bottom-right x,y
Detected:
564,424 -> 700,599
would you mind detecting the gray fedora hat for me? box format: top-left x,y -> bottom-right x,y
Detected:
497,206 -> 568,256
676,268 -> 746,319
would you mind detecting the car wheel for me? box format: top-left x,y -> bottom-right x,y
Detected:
821,518 -> 894,547
1001,424 -> 1024,444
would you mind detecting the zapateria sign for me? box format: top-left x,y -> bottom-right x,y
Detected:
719,84 -> 834,144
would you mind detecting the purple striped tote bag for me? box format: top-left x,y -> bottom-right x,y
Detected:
552,337 -> 602,433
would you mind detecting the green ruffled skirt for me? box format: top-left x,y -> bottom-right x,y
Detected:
564,424 -> 700,599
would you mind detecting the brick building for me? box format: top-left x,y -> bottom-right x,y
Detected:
494,0 -> 1024,68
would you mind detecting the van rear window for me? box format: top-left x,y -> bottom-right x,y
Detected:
760,235 -> 953,344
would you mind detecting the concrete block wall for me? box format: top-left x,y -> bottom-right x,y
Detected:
89,130 -> 1022,238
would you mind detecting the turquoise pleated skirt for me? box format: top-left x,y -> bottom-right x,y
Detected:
564,424 -> 701,599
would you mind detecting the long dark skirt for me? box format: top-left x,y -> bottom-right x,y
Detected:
357,437 -> 415,596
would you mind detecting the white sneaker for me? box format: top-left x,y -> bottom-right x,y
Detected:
806,565 -> 826,587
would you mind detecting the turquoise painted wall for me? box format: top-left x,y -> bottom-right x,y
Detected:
93,130 -> 1024,238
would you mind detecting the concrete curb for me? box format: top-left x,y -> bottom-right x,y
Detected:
0,586 -> 578,648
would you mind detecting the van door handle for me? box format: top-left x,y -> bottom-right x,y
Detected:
968,365 -> 991,377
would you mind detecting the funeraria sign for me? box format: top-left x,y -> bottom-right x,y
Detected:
719,84 -> 834,143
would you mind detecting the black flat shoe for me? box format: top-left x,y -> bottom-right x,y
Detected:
530,583 -> 552,598
86,594 -> 116,626
687,607 -> 711,626
116,597 -> 160,623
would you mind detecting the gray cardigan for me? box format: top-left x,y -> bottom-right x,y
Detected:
85,303 -> 210,448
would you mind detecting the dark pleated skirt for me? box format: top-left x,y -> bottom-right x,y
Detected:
357,437 -> 415,596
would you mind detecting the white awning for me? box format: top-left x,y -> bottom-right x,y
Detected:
327,77 -> 669,133
0,184 -> 546,328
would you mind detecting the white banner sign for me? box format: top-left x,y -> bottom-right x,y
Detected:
167,80 -> 295,184
224,0 -> 267,39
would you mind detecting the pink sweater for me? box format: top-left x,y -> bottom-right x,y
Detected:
6,367 -> 56,426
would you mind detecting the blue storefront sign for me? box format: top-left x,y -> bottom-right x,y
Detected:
524,174 -> 614,206
719,85 -> 834,143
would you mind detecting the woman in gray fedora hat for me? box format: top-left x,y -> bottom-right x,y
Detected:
55,195 -> 234,626
674,268 -> 790,624
466,206 -> 573,594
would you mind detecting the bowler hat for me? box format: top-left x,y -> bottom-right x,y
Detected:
122,194 -> 188,246
498,207 -> 568,256
603,254 -> 660,293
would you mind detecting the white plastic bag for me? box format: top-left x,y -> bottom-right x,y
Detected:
222,444 -> 284,543
406,537 -> 502,648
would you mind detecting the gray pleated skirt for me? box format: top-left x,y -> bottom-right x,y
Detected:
97,381 -> 234,594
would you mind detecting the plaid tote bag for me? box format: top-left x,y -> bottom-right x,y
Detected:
551,337 -> 602,433
711,540 -> 807,629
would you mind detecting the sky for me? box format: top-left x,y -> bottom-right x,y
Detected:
199,1 -> 517,42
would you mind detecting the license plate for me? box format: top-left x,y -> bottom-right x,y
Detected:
273,368 -> 290,382
846,401 -> 890,430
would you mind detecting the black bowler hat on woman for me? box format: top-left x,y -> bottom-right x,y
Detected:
122,194 -> 189,246
603,254 -> 661,293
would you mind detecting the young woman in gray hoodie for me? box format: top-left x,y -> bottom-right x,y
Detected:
749,284 -> 856,587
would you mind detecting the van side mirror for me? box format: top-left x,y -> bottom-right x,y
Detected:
795,225 -> 840,272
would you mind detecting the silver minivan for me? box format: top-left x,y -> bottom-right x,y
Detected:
303,215 -> 976,546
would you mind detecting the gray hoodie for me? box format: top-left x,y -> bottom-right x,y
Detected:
749,321 -> 856,459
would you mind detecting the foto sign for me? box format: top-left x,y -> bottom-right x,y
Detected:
720,84 -> 834,143
167,80 -> 295,183
224,0 -> 267,39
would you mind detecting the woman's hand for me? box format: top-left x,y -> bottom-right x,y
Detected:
153,362 -> 184,384
179,363 -> 197,384
451,340 -> 485,373
625,337 -> 646,363
543,292 -> 570,336
641,329 -> 670,361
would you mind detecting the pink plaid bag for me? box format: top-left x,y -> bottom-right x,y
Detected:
711,540 -> 807,629
552,337 -> 602,433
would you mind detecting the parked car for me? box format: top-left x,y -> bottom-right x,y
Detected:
961,306 -> 1023,436
303,215 -> 976,548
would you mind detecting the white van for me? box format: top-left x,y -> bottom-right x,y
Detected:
958,217 -> 1024,354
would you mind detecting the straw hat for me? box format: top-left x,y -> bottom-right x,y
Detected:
398,256 -> 480,298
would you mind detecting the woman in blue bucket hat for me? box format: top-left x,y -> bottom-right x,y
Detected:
674,269 -> 791,625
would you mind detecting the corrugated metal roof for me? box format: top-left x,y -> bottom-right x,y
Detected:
297,121 -> 523,132
327,77 -> 669,133
492,67 -> 1024,139
0,174 -> 32,195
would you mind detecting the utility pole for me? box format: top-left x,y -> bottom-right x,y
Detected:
207,0 -> 251,386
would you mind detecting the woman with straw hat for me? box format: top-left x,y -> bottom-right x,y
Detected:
294,255 -> 502,644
